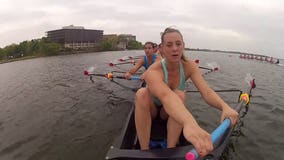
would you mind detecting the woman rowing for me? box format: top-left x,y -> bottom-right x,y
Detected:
125,42 -> 162,80
135,27 -> 238,157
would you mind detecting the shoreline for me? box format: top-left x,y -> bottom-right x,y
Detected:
1,49 -> 281,65
0,50 -> 106,64
0,56 -> 39,64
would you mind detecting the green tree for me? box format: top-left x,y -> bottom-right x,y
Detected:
40,42 -> 61,56
18,41 -> 30,56
98,38 -> 118,51
127,40 -> 143,49
0,47 -> 5,60
0,37 -> 61,62
3,44 -> 19,58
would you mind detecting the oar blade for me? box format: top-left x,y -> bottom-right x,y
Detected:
245,73 -> 256,88
207,62 -> 220,71
84,66 -> 95,75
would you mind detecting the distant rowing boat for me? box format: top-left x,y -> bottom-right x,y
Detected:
239,54 -> 280,64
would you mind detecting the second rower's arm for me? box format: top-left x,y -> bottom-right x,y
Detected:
125,59 -> 144,80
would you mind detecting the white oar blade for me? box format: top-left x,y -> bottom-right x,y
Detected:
207,62 -> 220,70
245,73 -> 252,84
242,73 -> 256,90
87,66 -> 95,74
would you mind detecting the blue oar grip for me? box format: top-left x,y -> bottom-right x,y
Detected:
130,76 -> 141,80
186,118 -> 231,160
211,118 -> 230,142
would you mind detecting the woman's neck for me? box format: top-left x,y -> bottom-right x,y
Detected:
165,59 -> 180,72
146,53 -> 154,58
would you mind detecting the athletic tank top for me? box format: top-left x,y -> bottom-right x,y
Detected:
161,59 -> 186,90
152,59 -> 186,106
143,53 -> 157,69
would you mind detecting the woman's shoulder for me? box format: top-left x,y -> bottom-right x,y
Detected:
155,54 -> 163,61
182,58 -> 198,69
182,58 -> 199,77
148,59 -> 162,70
144,63 -> 164,82
144,60 -> 163,75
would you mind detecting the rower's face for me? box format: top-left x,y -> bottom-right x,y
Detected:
162,32 -> 184,62
144,44 -> 154,55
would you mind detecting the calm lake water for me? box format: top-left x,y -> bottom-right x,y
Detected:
0,50 -> 283,160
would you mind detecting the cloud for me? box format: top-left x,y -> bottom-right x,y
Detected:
0,0 -> 283,58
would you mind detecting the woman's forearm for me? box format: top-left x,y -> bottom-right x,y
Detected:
201,89 -> 227,111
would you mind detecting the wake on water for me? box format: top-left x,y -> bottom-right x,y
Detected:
277,63 -> 284,67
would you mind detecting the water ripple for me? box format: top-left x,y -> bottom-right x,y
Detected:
0,51 -> 283,160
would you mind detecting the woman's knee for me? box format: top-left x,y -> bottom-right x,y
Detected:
135,88 -> 157,117
136,88 -> 150,101
135,88 -> 152,109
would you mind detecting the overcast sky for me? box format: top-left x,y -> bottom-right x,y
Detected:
1,0 -> 283,58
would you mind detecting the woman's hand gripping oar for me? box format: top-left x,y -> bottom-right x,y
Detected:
185,74 -> 256,160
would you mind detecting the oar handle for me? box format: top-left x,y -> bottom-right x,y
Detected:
211,119 -> 230,142
110,75 -> 140,80
130,75 -> 141,80
185,119 -> 231,160
120,75 -> 141,80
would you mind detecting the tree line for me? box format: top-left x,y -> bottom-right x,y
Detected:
0,37 -> 143,63
0,37 -> 61,62
98,35 -> 143,51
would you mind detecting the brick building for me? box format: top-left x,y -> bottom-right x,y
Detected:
47,25 -> 103,49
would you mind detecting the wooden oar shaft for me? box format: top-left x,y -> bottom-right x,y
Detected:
199,66 -> 212,71
111,62 -> 134,66
89,73 -> 106,77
